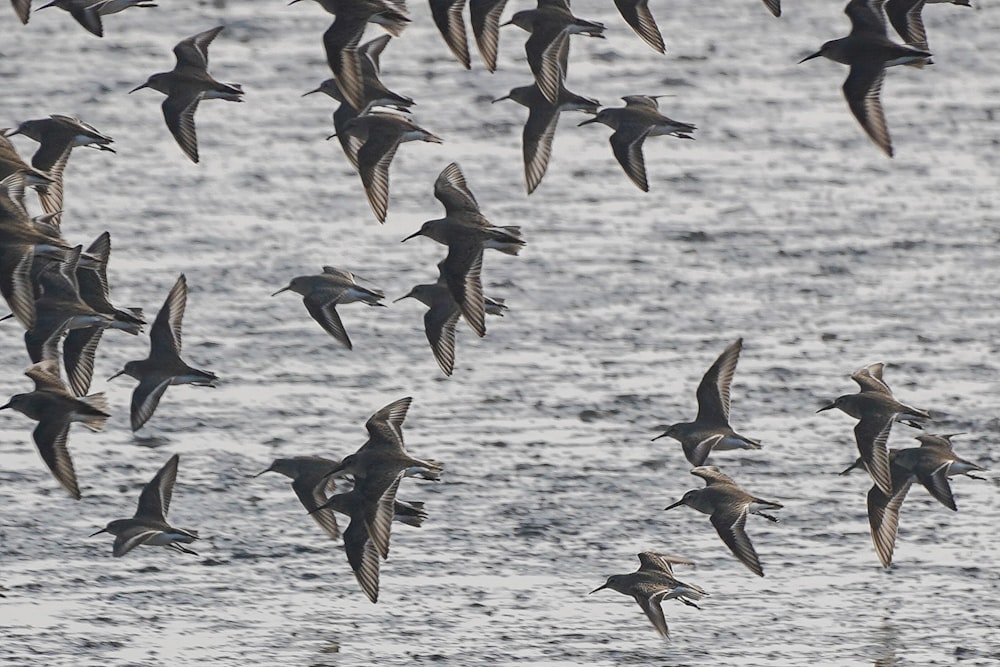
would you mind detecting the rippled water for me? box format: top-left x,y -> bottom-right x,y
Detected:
2,0 -> 1000,664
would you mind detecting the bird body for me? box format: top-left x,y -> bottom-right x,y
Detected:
91,454 -> 199,556
272,266 -> 385,349
665,466 -> 782,577
799,0 -> 931,157
109,274 -> 218,431
591,552 -> 707,638
653,338 -> 761,466
819,362 -> 930,496
0,360 -> 108,499
579,96 -> 695,191
130,26 -> 244,163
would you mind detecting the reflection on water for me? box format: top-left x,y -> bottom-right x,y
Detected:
872,619 -> 899,667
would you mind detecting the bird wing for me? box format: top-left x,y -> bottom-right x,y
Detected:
130,377 -> 172,432
470,0 -> 508,72
441,242 -> 486,337
711,504 -> 764,577
150,274 -> 186,358
690,465 -> 738,487
303,291 -> 352,349
1,249 -> 36,329
323,16 -> 368,111
851,362 -> 891,394
25,359 -> 68,393
360,34 -> 391,74
843,64 -> 892,158
695,338 -> 742,426
162,89 -> 203,163
846,0 -> 889,36
430,0 -> 471,68
135,453 -> 180,521
173,25 -> 224,69
361,471 -> 404,560
424,296 -> 461,376
64,327 -> 104,397
866,478 -> 912,568
112,526 -> 162,557
525,26 -> 568,105
637,551 -> 694,574
854,415 -> 894,495
356,130 -> 403,223
364,396 -> 412,450
885,0 -> 928,49
917,461 -> 957,511
343,516 -> 382,603
433,162 -> 480,215
614,0 -> 665,53
292,475 -> 340,540
68,3 -> 104,37
521,99 -> 560,194
33,417 -> 80,499
609,123 -> 651,192
634,589 -> 670,638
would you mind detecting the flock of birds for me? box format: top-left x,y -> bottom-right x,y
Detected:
0,0 -> 985,645
595,341 -> 988,638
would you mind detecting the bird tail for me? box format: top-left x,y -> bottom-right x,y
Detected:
394,500 -> 428,527
407,459 -> 444,481
79,393 -> 111,431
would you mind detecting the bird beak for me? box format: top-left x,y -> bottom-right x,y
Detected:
651,432 -> 668,441
816,402 -> 835,413
252,467 -> 273,477
589,583 -> 608,594
325,133 -> 338,141
393,293 -> 413,303
578,117 -> 599,126
302,87 -> 322,97
798,50 -> 822,64
400,230 -> 422,242
128,82 -> 149,94
37,0 -> 58,8
89,528 -> 108,537
838,459 -> 863,475
107,369 -> 125,381
500,19 -> 513,27
271,285 -> 291,297
491,94 -> 510,104
3,128 -> 20,137
664,499 -> 685,511
0,402 -> 10,410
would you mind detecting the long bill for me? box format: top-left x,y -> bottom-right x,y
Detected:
663,499 -> 686,511
270,285 -> 291,297
577,117 -> 600,126
107,369 -> 126,381
400,230 -> 422,243
798,50 -> 823,64
589,583 -> 608,594
89,528 -> 108,537
815,402 -> 836,413
0,402 -> 10,410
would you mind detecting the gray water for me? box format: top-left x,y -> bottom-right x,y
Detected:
1,0 -> 1000,664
